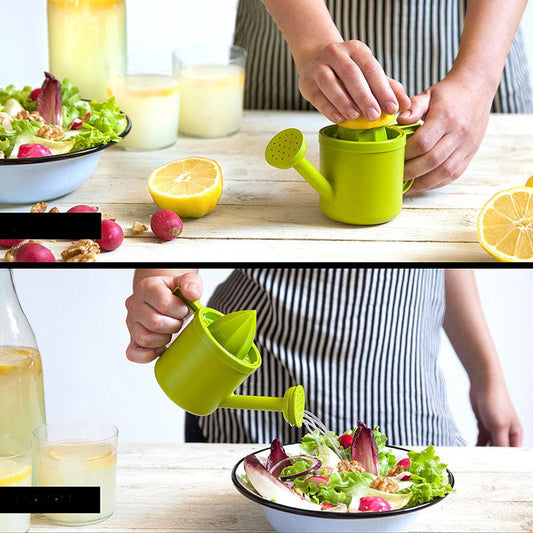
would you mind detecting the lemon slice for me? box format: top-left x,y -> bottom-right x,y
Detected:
0,460 -> 31,486
48,443 -> 112,462
525,176 -> 533,188
148,157 -> 223,218
0,365 -> 17,375
338,112 -> 396,130
477,186 -> 533,262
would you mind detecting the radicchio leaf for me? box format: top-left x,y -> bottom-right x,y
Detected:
36,72 -> 63,126
266,438 -> 289,477
351,420 -> 379,475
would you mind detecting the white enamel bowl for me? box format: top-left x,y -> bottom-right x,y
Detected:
0,116 -> 131,204
232,444 -> 454,533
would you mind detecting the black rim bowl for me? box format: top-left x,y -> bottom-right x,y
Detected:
0,113 -> 131,166
231,444 -> 454,520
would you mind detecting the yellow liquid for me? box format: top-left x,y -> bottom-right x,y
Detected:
179,65 -> 245,138
0,347 -> 46,484
0,459 -> 31,533
38,441 -> 117,525
107,74 -> 180,150
47,0 -> 126,101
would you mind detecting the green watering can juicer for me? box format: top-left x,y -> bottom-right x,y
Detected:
265,120 -> 420,226
154,288 -> 306,427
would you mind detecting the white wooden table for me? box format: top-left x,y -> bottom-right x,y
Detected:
2,112 -> 532,262
30,443 -> 533,532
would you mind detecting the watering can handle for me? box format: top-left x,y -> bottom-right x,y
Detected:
396,122 -> 422,195
173,287 -> 204,315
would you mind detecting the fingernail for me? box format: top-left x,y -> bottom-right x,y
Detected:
333,114 -> 344,123
347,107 -> 360,120
386,101 -> 398,114
367,107 -> 381,121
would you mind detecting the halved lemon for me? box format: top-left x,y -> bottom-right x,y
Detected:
0,460 -> 31,486
148,157 -> 223,218
525,175 -> 533,188
338,112 -> 396,130
477,186 -> 533,262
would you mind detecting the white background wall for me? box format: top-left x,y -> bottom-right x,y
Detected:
11,268 -> 533,446
0,0 -> 532,88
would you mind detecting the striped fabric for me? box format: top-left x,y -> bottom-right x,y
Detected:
198,269 -> 466,447
234,0 -> 533,113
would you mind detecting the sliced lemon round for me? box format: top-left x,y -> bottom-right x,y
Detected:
477,186 -> 533,262
0,460 -> 31,486
48,443 -> 113,462
338,112 -> 396,130
0,365 -> 17,375
148,157 -> 223,218
525,175 -> 533,188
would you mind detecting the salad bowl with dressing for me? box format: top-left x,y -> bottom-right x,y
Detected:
232,421 -> 454,533
0,73 -> 130,203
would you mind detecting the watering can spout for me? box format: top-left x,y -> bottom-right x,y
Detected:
265,128 -> 334,202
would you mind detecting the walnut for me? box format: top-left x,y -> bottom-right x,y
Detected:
102,214 -> 116,221
387,464 -> 406,477
31,202 -> 47,213
4,240 -> 42,262
49,207 -> 59,213
61,240 -> 100,262
37,124 -> 65,141
337,460 -> 364,473
132,221 -> 148,234
370,476 -> 399,493
16,110 -> 45,123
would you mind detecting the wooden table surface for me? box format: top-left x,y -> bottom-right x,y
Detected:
2,112 -> 532,263
30,443 -> 533,532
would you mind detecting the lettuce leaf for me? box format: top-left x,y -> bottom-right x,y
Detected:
373,427 -> 398,476
61,78 -> 90,128
0,119 -> 42,156
398,445 -> 454,507
86,96 -> 127,137
0,85 -> 36,111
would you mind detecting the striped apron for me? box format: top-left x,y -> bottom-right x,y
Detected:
234,0 -> 533,113
190,269 -> 466,447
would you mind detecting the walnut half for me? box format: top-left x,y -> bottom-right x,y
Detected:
61,240 -> 100,262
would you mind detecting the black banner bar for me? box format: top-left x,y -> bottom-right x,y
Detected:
0,487 -> 100,513
0,213 -> 102,239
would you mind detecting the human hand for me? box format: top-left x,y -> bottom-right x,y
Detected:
469,381 -> 522,446
397,73 -> 493,194
125,271 -> 203,363
298,40 -> 411,123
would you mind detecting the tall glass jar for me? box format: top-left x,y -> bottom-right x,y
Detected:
47,0 -> 127,101
0,270 -> 46,483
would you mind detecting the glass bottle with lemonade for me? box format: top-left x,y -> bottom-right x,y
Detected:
0,270 -> 46,484
47,0 -> 127,101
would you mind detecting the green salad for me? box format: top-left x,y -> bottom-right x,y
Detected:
0,72 -> 127,159
242,421 -> 454,513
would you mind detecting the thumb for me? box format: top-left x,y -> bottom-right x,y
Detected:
173,272 -> 203,302
397,89 -> 431,123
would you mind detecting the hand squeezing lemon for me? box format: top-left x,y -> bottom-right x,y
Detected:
148,157 -> 223,218
477,177 -> 533,262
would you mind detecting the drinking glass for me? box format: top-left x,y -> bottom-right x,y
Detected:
107,53 -> 180,150
33,420 -> 118,526
173,45 -> 246,138
0,433 -> 32,533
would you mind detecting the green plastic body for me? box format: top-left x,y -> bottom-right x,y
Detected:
154,307 -> 261,416
317,125 -> 410,225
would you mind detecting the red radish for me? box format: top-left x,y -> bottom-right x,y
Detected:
70,117 -> 84,130
29,88 -> 40,100
67,205 -> 97,213
14,243 -> 56,262
322,503 -> 336,510
397,458 -> 410,468
305,475 -> 329,485
150,209 -> 183,241
17,143 -> 53,158
0,239 -> 23,248
96,220 -> 123,251
338,434 -> 353,449
358,496 -> 392,512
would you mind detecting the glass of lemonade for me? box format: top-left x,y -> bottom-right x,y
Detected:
107,54 -> 180,151
173,45 -> 246,138
47,0 -> 127,101
33,420 -> 118,526
0,434 -> 32,533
